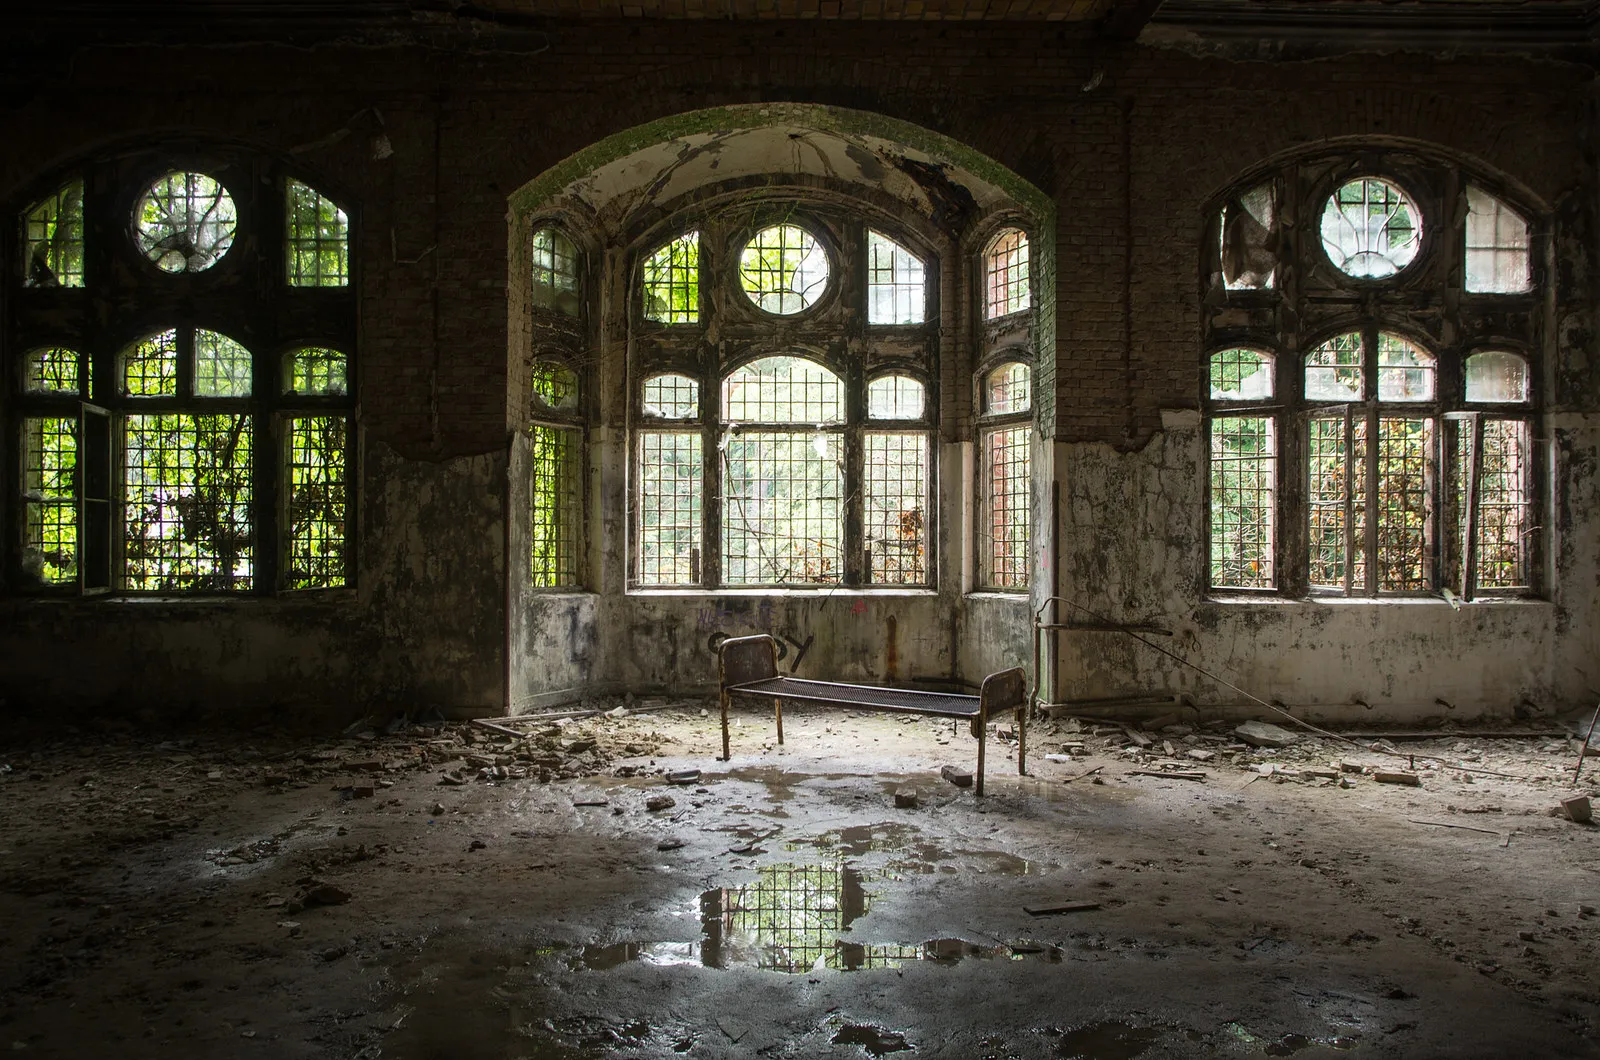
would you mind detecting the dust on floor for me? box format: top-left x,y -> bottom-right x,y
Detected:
0,705 -> 1596,1059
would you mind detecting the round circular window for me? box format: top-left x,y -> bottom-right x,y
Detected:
135,171 -> 238,273
1319,178 -> 1421,279
738,224 -> 829,315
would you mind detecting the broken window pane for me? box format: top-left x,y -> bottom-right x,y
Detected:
1375,416 -> 1433,591
531,360 -> 579,413
195,329 -> 253,397
985,362 -> 1031,415
984,228 -> 1030,319
123,330 -> 179,397
1219,183 -> 1276,290
123,413 -> 253,591
983,425 -> 1030,589
1307,414 -> 1366,590
1465,186 -> 1530,294
1209,415 -> 1274,589
286,179 -> 349,287
643,232 -> 699,324
1209,347 -> 1273,401
867,231 -> 925,324
287,347 -> 348,397
286,416 -> 347,589
637,431 -> 701,586
25,346 -> 80,395
23,181 -> 85,288
531,227 -> 579,314
530,424 -> 582,588
1305,332 -> 1363,402
23,416 -> 78,586
722,357 -> 843,425
1376,333 -> 1434,402
867,375 -> 926,420
642,374 -> 699,419
740,224 -> 829,315
1464,418 -> 1532,591
865,432 -> 927,585
1320,178 -> 1420,279
1464,350 -> 1528,403
135,172 -> 237,274
721,430 -> 842,586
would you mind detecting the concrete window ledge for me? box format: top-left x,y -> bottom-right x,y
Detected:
1203,594 -> 1553,609
625,588 -> 939,599
963,591 -> 1029,603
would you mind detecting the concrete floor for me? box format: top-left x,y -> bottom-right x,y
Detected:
1,706 -> 1597,1058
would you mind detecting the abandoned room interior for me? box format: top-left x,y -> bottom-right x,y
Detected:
3,0 -> 1600,1056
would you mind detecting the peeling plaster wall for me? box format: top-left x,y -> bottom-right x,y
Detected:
1051,419 -> 1598,724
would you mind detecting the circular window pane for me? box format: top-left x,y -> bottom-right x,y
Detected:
1320,178 -> 1420,279
136,172 -> 237,273
739,224 -> 829,315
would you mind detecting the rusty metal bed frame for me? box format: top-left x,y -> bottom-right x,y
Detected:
717,634 -> 1028,796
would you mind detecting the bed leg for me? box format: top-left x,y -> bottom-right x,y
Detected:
1017,705 -> 1027,776
976,719 -> 987,797
720,689 -> 731,762
774,697 -> 784,745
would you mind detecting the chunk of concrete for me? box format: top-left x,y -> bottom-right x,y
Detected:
1559,795 -> 1592,824
1374,771 -> 1422,787
940,765 -> 974,788
1234,721 -> 1298,748
893,788 -> 919,809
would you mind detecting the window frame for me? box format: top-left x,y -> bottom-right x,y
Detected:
6,151 -> 358,597
1204,345 -> 1280,593
1202,151 -> 1544,601
975,353 -> 1033,593
626,202 -> 941,592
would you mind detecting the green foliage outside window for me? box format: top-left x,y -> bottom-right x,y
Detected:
530,424 -> 581,588
24,182 -> 85,288
123,414 -> 254,591
23,417 -> 78,585
286,179 -> 349,286
643,232 -> 699,324
286,416 -> 348,589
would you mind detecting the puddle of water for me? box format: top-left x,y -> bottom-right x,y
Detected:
562,861 -> 1061,974
1053,1021 -> 1162,1059
833,1022 -> 914,1056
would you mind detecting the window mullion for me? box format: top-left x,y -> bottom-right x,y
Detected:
1462,411 -> 1485,601
704,424 -> 723,589
1363,405 -> 1378,595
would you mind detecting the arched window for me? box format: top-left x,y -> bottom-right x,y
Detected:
529,358 -> 583,589
978,359 -> 1031,589
531,226 -> 580,314
1204,152 -> 1540,598
983,228 -> 1030,319
630,208 -> 937,589
8,154 -> 356,593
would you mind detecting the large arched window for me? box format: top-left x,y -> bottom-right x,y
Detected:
9,152 -> 355,593
630,205 -> 936,589
1204,153 -> 1539,598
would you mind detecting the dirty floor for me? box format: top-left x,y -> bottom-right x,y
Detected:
1,705 -> 1597,1059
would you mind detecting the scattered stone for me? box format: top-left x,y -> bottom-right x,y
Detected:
430,802 -> 446,816
940,765 -> 974,788
300,884 -> 351,908
468,839 -> 486,851
1339,777 -> 1356,789
607,706 -> 629,718
437,774 -> 464,786
1340,761 -> 1366,774
1123,728 -> 1153,748
1375,772 -> 1422,787
893,788 -> 919,809
646,794 -> 676,812
573,796 -> 610,807
1558,795 -> 1592,824
319,945 -> 348,962
1187,749 -> 1215,762
1234,721 -> 1298,749
666,769 -> 701,785
657,838 -> 685,851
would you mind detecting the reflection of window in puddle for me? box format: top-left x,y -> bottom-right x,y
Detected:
571,861 -> 1062,973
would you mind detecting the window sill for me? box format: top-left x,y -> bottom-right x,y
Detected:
1,589 -> 358,607
965,590 -> 1029,602
1203,593 -> 1550,608
627,587 -> 938,598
